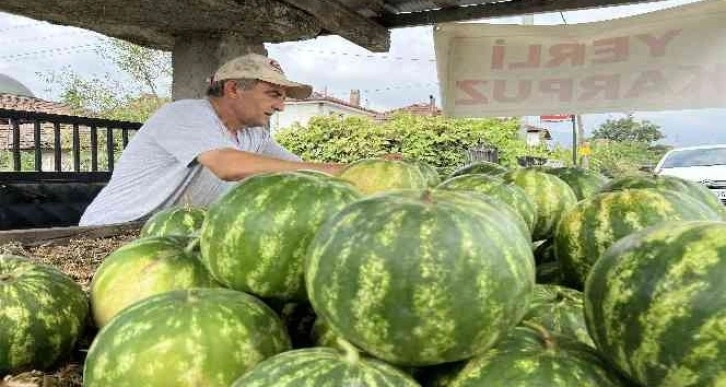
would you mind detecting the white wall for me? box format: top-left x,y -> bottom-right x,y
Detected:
526,132 -> 541,147
270,101 -> 376,133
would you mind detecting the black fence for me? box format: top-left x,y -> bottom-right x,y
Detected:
0,108 -> 141,178
467,144 -> 499,164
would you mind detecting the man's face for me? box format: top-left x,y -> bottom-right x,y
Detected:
230,80 -> 286,128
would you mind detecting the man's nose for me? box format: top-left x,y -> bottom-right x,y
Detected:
273,101 -> 285,112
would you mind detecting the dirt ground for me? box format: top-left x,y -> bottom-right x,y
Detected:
0,232 -> 138,387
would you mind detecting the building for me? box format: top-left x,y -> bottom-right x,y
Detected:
381,95 -> 441,119
270,89 -> 379,133
524,124 -> 553,148
0,74 -> 77,171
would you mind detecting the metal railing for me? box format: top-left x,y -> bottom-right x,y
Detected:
0,108 -> 142,178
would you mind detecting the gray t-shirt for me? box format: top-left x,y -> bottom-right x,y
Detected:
79,98 -> 300,226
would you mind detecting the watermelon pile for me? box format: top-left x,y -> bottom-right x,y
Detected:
3,160 -> 726,386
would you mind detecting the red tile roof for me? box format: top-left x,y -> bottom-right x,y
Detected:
0,93 -> 74,115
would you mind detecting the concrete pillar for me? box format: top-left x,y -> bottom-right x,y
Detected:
172,33 -> 267,100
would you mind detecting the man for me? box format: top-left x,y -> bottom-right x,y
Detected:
79,53 -> 345,226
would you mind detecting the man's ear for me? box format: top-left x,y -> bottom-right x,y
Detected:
223,80 -> 238,98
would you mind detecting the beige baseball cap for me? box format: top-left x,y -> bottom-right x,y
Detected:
212,53 -> 313,99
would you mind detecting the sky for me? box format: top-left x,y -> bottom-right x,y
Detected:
0,0 -> 725,148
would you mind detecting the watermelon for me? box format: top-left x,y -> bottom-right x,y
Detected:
502,168 -> 578,241
445,325 -> 626,386
438,174 -> 537,235
585,221 -> 726,386
415,161 -> 442,188
139,206 -> 206,238
305,189 -> 535,366
232,345 -> 419,386
83,288 -> 291,386
522,284 -> 593,347
338,159 -> 428,195
449,161 -> 508,179
90,235 -> 219,327
200,172 -> 361,300
555,188 -> 724,288
543,167 -> 608,200
0,255 -> 88,373
600,174 -> 726,216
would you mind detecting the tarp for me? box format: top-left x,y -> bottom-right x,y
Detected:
433,0 -> 726,117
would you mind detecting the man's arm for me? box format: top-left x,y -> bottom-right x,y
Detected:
197,148 -> 345,181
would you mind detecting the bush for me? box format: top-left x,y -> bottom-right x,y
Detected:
274,114 -> 547,174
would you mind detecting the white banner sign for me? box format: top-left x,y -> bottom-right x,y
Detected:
433,0 -> 726,117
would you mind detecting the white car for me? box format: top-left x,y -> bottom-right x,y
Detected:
654,144 -> 726,204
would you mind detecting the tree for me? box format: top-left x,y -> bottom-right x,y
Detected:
39,38 -> 171,122
591,114 -> 664,144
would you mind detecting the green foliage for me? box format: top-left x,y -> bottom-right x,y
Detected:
584,141 -> 669,178
591,114 -> 664,144
275,114 -> 547,173
39,38 -> 171,122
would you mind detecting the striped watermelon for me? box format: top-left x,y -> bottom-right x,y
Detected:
83,288 -> 291,386
200,172 -> 361,300
232,346 -> 419,386
445,325 -> 626,386
543,167 -> 608,200
139,206 -> 206,238
555,188 -> 724,288
600,174 -> 726,216
338,159 -> 428,195
449,161 -> 508,179
90,236 -> 219,327
438,174 -> 537,235
305,189 -> 535,366
502,169 -> 578,241
0,255 -> 88,373
415,161 -> 442,188
586,221 -> 726,386
523,284 -> 593,347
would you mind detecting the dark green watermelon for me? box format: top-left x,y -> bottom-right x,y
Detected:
200,172 -> 361,300
449,161 -> 508,179
83,288 -> 291,386
338,159 -> 428,195
416,161 -> 443,188
544,167 -> 608,200
90,236 -> 218,327
445,325 -> 627,386
232,346 -> 419,386
555,188 -> 724,287
305,189 -> 535,366
139,206 -> 206,238
0,255 -> 88,373
586,221 -> 726,386
502,168 -> 578,241
438,174 -> 537,235
522,284 -> 594,347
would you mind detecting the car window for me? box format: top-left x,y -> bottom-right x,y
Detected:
662,148 -> 726,168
